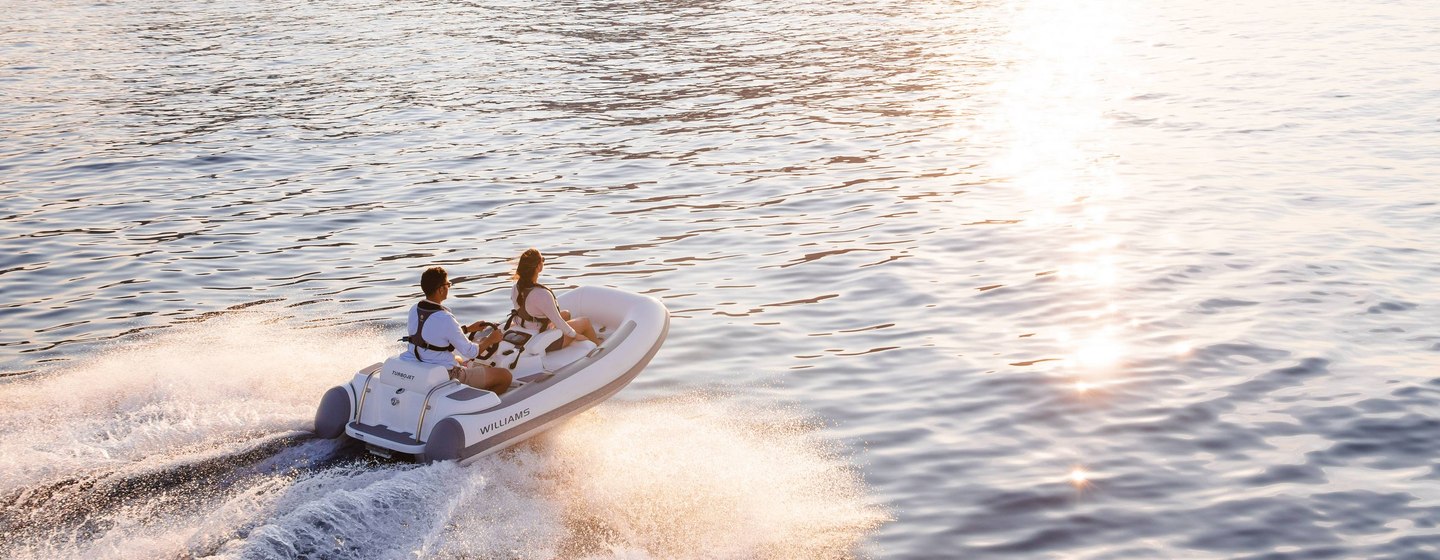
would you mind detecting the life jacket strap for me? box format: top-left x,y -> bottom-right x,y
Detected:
513,284 -> 555,331
405,301 -> 455,360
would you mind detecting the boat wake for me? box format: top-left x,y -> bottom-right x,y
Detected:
0,315 -> 887,559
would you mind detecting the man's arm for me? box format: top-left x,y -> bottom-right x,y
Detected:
442,314 -> 481,360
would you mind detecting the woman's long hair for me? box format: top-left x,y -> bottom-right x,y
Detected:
513,248 -> 543,310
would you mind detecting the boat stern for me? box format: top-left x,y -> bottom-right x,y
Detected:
335,357 -> 501,459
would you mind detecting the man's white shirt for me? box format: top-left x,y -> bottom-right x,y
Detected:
402,299 -> 479,366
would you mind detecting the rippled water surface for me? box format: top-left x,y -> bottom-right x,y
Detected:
3,0 -> 1440,558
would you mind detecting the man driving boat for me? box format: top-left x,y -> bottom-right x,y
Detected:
403,266 -> 511,395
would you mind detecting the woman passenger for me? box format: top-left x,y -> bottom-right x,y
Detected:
509,248 -> 598,350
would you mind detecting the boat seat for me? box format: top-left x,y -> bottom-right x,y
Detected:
480,327 -> 599,378
377,356 -> 450,392
541,340 -> 596,372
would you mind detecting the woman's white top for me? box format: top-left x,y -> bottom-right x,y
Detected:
510,285 -> 577,338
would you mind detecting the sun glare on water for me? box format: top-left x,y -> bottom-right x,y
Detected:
988,0 -> 1130,208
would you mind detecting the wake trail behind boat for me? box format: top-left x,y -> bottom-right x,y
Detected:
0,313 -> 393,496
0,433 -> 343,551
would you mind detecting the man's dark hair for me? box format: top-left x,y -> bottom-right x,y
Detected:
421,267 -> 448,298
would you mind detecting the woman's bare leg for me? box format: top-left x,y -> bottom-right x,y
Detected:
561,316 -> 598,348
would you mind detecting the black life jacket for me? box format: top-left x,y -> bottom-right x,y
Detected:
401,301 -> 455,361
506,283 -> 556,331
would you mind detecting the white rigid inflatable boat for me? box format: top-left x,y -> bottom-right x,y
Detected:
313,285 -> 668,462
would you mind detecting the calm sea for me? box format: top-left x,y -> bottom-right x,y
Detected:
3,0 -> 1439,558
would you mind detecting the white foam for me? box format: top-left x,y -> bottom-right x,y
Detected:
2,317 -> 887,559
427,396 -> 890,559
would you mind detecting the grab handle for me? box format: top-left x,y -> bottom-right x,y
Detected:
353,367 -> 382,424
415,380 -> 459,441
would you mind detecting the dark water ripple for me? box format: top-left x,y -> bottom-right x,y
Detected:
4,0 -> 1440,558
